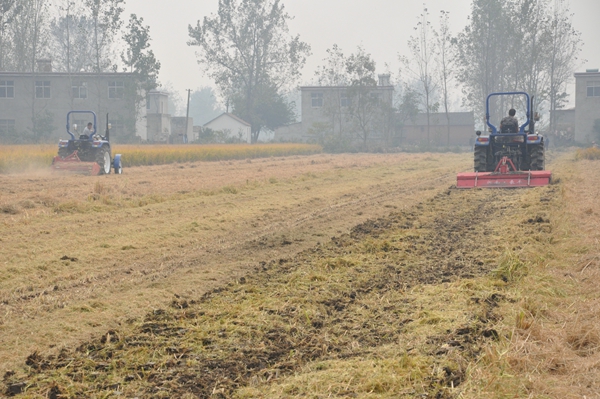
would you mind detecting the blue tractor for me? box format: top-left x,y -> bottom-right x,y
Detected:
473,92 -> 545,172
52,111 -> 122,175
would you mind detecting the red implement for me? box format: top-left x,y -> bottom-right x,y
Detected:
457,156 -> 551,188
51,151 -> 101,175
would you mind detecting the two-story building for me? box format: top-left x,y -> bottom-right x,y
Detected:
574,69 -> 600,142
275,74 -> 395,146
0,59 -> 146,143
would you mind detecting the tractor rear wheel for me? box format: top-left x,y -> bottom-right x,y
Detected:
474,146 -> 488,172
528,145 -> 545,171
95,147 -> 111,175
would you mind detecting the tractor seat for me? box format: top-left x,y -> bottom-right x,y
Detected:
500,125 -> 518,134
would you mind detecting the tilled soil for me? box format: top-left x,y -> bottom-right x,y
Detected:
0,153 -> 467,371
2,184 -> 557,398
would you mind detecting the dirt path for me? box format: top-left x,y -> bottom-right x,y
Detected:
0,152 -> 469,371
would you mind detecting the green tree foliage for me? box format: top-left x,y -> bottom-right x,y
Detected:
188,0 -> 310,143
121,14 -> 160,91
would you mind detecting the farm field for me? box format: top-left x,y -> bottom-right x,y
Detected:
1,150 -> 599,397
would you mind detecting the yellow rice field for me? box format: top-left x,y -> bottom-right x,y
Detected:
0,143 -> 322,173
575,146 -> 600,160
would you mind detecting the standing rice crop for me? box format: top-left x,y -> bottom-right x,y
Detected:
0,143 -> 322,173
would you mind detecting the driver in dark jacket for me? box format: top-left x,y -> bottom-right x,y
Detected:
500,109 -> 519,133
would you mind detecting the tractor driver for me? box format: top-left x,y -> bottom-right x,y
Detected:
82,122 -> 95,138
500,109 -> 519,133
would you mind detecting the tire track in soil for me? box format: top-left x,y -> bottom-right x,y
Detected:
0,172 -> 455,312
4,185 -> 553,398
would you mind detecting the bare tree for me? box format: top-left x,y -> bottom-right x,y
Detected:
84,0 -> 124,73
547,0 -> 582,134
435,10 -> 453,145
0,0 -> 18,71
313,44 -> 350,146
455,0 -> 511,123
402,4 -> 438,144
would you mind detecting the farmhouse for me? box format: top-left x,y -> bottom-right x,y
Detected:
0,59 -> 146,143
203,113 -> 252,143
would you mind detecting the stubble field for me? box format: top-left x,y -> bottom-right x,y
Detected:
1,150 -> 599,398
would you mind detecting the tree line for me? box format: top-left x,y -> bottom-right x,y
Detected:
0,0 -> 159,88
187,0 -> 581,147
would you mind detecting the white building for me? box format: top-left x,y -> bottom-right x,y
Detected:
203,113 -> 251,143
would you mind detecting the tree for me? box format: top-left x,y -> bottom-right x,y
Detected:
188,0 -> 310,143
84,0 -> 124,72
313,44 -> 349,145
455,0 -> 510,122
435,10 -> 454,146
50,2 -> 96,73
5,0 -> 50,72
455,0 -> 581,128
345,46 -> 383,149
401,4 -> 438,144
230,82 -> 295,135
394,84 -> 421,145
189,86 -> 224,126
121,13 -> 160,91
547,0 -> 582,135
0,0 -> 19,71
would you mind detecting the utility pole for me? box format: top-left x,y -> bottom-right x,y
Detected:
184,89 -> 191,143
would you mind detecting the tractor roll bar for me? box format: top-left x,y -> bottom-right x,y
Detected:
485,92 -> 530,134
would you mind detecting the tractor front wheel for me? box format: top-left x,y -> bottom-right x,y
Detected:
528,145 -> 545,171
474,146 -> 488,172
95,147 -> 111,175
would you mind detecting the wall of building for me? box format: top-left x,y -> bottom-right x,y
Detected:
204,114 -> 251,143
574,71 -> 600,142
171,117 -> 193,143
400,125 -> 475,146
146,113 -> 171,143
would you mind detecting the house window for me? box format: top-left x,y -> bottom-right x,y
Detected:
0,81 -> 14,98
340,93 -> 350,107
108,81 -> 124,99
35,81 -> 51,98
72,82 -> 87,99
0,119 -> 15,136
587,81 -> 600,97
311,92 -> 323,108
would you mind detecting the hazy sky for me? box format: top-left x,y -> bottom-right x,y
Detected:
125,0 -> 600,105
